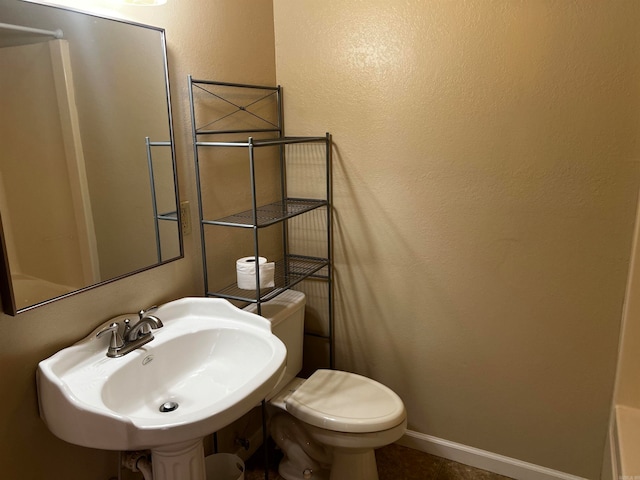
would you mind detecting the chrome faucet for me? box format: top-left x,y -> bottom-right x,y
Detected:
96,307 -> 163,358
127,308 -> 163,341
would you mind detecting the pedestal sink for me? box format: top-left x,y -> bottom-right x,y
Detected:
36,297 -> 287,480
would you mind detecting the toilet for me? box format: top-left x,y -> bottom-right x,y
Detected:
245,290 -> 407,480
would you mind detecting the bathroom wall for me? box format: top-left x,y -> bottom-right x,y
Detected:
273,1 -> 640,479
0,1 -> 276,479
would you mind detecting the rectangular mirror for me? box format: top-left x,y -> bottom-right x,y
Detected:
0,0 -> 181,315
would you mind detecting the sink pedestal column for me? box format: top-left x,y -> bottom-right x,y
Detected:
151,438 -> 206,480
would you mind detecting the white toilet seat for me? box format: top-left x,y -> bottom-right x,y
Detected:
284,369 -> 406,434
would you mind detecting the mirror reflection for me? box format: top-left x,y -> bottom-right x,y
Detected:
0,0 -> 181,314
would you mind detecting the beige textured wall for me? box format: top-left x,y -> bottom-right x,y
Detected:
273,1 -> 640,478
0,1 -> 275,479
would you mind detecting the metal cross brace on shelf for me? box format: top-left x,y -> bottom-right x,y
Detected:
192,82 -> 279,132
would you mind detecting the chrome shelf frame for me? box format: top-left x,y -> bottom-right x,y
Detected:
188,76 -> 334,371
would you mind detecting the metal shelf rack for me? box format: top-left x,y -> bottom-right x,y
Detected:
187,76 -> 334,369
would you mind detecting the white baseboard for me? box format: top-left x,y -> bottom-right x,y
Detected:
397,430 -> 589,480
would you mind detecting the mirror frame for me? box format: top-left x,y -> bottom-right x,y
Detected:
0,3 -> 182,315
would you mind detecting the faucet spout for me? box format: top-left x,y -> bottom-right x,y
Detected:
126,316 -> 164,342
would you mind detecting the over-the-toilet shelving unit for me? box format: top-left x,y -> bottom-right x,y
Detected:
187,76 -> 333,368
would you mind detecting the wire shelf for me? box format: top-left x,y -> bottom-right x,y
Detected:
203,198 -> 327,228
196,136 -> 328,146
206,255 -> 329,303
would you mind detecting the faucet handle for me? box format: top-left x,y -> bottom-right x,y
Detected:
96,322 -> 125,350
123,318 -> 132,338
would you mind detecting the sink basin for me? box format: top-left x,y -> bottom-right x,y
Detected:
36,297 -> 287,453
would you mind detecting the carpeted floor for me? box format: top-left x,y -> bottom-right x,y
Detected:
243,442 -> 515,480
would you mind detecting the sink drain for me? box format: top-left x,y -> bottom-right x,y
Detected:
159,401 -> 179,413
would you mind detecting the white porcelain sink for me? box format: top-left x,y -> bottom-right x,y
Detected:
37,297 -> 286,479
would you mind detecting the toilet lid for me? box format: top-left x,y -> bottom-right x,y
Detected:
285,369 -> 406,434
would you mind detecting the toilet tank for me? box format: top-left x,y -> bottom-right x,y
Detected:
244,290 -> 306,395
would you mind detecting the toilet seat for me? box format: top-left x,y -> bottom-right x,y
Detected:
285,369 -> 406,434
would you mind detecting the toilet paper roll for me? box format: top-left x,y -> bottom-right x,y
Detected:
236,256 -> 275,290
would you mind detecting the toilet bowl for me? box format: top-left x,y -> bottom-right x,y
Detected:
245,290 -> 407,480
